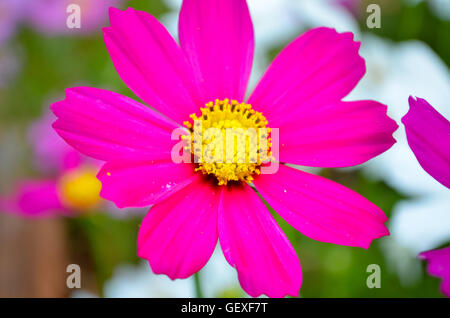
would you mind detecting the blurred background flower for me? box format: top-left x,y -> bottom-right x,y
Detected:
0,0 -> 448,297
103,248 -> 244,298
0,0 -> 26,45
419,247 -> 450,297
1,110 -> 113,217
27,0 -> 123,36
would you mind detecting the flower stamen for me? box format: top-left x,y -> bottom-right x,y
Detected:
184,99 -> 272,185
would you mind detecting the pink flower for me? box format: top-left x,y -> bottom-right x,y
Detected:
51,1 -> 397,297
1,112 -> 102,217
0,0 -> 26,45
419,247 -> 450,297
402,97 -> 450,189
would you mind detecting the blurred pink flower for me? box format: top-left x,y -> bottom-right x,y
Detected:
420,247 -> 450,297
0,0 -> 26,45
402,97 -> 450,189
28,111 -> 82,174
1,112 -> 102,217
51,1 -> 397,297
27,0 -> 122,35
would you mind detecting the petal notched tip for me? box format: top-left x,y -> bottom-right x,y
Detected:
108,6 -> 124,22
362,225 -> 390,250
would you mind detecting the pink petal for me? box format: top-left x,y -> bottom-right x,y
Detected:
218,183 -> 302,298
137,177 -> 220,279
179,0 -> 254,103
1,180 -> 67,217
248,27 -> 365,125
103,7 -> 202,123
402,97 -> 450,189
278,100 -> 398,167
420,247 -> 450,297
253,165 -> 389,249
98,152 -> 197,208
51,87 -> 179,161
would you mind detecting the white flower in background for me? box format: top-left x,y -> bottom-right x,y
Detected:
428,0 -> 450,20
407,0 -> 450,21
104,248 -> 243,298
198,248 -> 245,297
71,290 -> 98,298
104,261 -> 195,298
390,197 -> 450,254
380,195 -> 450,286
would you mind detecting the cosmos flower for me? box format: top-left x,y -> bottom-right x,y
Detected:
419,247 -> 450,297
51,1 -> 397,297
0,112 -> 102,217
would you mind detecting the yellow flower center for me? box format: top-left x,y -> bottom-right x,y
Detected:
184,99 -> 272,185
58,167 -> 102,211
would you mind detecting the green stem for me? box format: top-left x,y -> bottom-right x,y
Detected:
194,272 -> 204,298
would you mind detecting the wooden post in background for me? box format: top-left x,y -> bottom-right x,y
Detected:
0,212 -> 68,297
